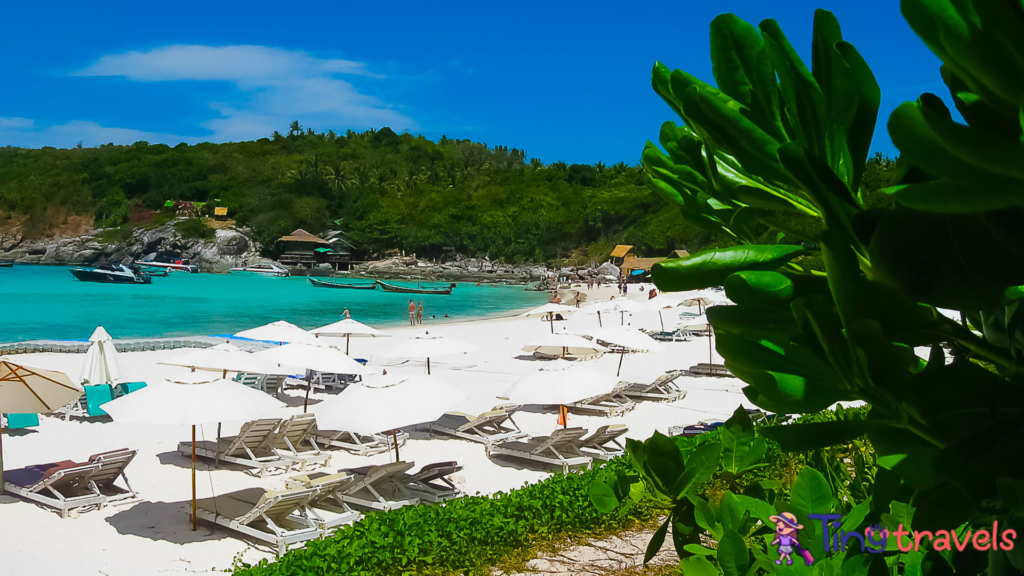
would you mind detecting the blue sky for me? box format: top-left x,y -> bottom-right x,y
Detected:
0,0 -> 945,164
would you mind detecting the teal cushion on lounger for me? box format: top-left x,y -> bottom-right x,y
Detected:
5,413 -> 40,429
115,381 -> 147,396
84,385 -> 115,417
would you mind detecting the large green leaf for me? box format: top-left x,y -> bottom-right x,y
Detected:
645,432 -> 687,496
645,517 -> 671,565
675,442 -> 722,497
652,245 -> 804,291
790,467 -> 834,515
761,421 -> 883,451
717,530 -> 751,576
720,405 -> 767,473
760,19 -> 826,159
707,305 -> 801,345
681,556 -> 722,576
833,40 -> 880,193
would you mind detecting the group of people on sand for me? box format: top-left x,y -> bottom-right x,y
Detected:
408,300 -> 424,325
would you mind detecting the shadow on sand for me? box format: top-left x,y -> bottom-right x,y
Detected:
105,500 -> 227,545
156,450 -> 253,474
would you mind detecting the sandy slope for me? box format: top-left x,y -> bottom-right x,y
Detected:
0,284 -> 750,575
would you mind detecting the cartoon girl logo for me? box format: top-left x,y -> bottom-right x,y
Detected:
770,512 -> 814,566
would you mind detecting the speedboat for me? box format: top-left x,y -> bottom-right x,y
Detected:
68,263 -> 153,284
228,262 -> 290,277
135,258 -> 199,273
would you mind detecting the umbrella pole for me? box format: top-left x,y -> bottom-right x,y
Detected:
392,429 -> 400,462
598,311 -> 602,328
346,334 -> 351,355
549,314 -> 554,334
659,310 -> 665,332
216,423 -> 221,467
708,328 -> 714,375
617,348 -> 625,377
427,357 -> 431,375
620,311 -> 624,326
191,425 -> 197,531
303,370 -> 312,412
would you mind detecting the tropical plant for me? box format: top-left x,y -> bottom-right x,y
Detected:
629,3 -> 1024,575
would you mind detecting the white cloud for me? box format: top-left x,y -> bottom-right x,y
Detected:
0,44 -> 415,148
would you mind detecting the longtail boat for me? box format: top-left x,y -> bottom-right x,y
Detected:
376,279 -> 454,295
308,277 -> 379,290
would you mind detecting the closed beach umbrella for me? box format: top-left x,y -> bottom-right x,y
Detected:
503,362 -> 618,427
309,318 -> 389,355
587,326 -> 662,376
79,326 -> 126,385
233,320 -> 318,345
1,359 -> 82,490
312,371 -> 467,460
102,372 -> 285,531
381,332 -> 479,374
158,347 -> 295,378
519,303 -> 576,333
255,342 -> 371,410
522,333 -> 609,358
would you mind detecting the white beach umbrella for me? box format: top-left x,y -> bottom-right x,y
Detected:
681,292 -> 728,314
503,362 -> 618,427
522,333 -> 609,358
159,347 -> 295,378
587,327 -> 662,376
255,342 -> 372,410
309,318 -> 389,355
519,303 -> 577,333
102,374 -> 285,531
647,294 -> 686,331
0,358 -> 83,489
210,342 -> 242,352
79,326 -> 126,385
381,332 -> 479,374
579,299 -> 644,326
312,371 -> 467,460
233,320 -> 318,345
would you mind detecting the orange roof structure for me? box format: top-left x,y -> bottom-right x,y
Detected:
621,257 -> 666,271
610,245 -> 634,258
670,249 -> 691,258
280,229 -> 330,245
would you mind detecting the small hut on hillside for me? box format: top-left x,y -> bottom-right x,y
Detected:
610,245 -> 689,282
279,229 -> 350,269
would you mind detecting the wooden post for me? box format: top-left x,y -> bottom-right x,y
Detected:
191,425 -> 197,531
597,311 -> 603,328
346,334 -> 351,355
617,348 -> 625,377
659,310 -> 665,332
392,429 -> 400,462
303,369 -> 313,412
549,314 -> 554,334
427,357 -> 431,375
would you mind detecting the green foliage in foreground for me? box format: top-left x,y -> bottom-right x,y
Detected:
636,3 -> 1024,575
233,458 -> 655,576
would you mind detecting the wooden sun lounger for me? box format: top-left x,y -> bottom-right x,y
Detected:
487,428 -> 594,474
282,472 -> 362,533
195,486 -> 322,556
430,406 -> 527,445
180,418 -> 289,477
578,425 -> 628,460
313,428 -> 408,456
269,414 -> 331,471
687,362 -> 734,377
336,462 -> 421,512
400,461 -> 463,503
3,461 -> 105,517
621,370 -> 688,402
82,448 -> 138,504
569,382 -> 636,417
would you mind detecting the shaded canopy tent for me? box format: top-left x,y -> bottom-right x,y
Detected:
79,326 -> 126,386
158,347 -> 295,379
309,318 -> 389,355
646,294 -> 686,332
503,361 -> 618,428
579,299 -> 645,327
255,342 -> 371,410
522,333 -> 609,359
586,326 -> 662,376
312,371 -> 468,461
518,303 -> 577,333
381,332 -> 479,374
233,320 -> 319,345
102,372 -> 285,531
0,359 -> 83,491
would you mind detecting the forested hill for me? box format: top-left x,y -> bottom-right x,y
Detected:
0,125 -> 722,263
0,125 -> 897,263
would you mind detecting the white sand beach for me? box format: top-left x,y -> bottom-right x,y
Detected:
0,285 -> 753,575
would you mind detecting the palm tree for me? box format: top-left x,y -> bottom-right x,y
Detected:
289,121 -> 302,137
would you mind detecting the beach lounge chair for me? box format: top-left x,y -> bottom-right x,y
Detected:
195,486 -> 322,556
399,461 -> 463,503
688,362 -> 734,377
313,428 -> 408,456
487,428 -> 594,473
114,381 -> 147,397
269,414 -> 331,470
335,462 -> 421,512
181,418 -> 290,477
234,372 -> 268,393
430,405 -> 527,445
3,413 -> 40,429
84,384 -> 115,416
82,448 -> 139,503
280,472 -> 362,533
3,461 -> 105,517
621,370 -> 687,402
577,425 -> 628,460
569,382 -> 636,417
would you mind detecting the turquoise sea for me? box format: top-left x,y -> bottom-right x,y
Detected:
0,265 -> 548,343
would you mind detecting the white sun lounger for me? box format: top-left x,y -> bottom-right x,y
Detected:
569,382 -> 636,417
488,428 -> 594,473
621,370 -> 688,402
269,414 -> 331,470
195,486 -> 322,556
314,428 -> 409,456
430,406 -> 527,445
399,461 -> 463,503
3,461 -> 105,517
578,425 -> 628,460
181,418 -> 290,477
337,462 -> 421,512
281,472 -> 362,534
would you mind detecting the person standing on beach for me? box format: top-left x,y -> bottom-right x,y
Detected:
416,301 -> 423,325
574,292 -> 582,308
408,300 -> 416,325
342,307 -> 351,318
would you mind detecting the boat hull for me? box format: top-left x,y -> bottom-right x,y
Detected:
377,280 -> 453,295
308,277 -> 378,290
69,268 -> 152,284
135,261 -> 199,273
229,270 -> 290,277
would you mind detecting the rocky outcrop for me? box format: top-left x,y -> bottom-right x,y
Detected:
0,219 -> 263,272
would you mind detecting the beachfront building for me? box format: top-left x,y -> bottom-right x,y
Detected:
278,229 -> 350,270
610,245 -> 690,282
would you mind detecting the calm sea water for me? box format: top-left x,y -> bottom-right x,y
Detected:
0,265 -> 548,342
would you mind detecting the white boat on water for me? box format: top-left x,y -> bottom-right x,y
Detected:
135,259 -> 200,273
229,262 -> 290,277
